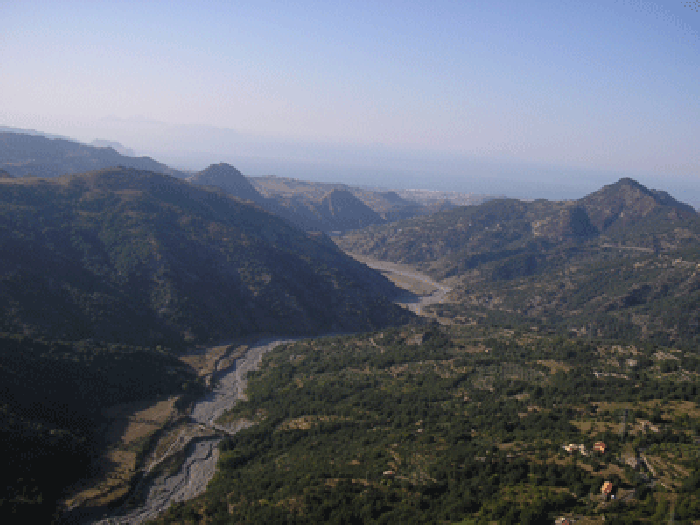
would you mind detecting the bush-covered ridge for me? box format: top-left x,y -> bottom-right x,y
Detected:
337,178 -> 697,271
336,178 -> 700,346
0,167 -> 413,346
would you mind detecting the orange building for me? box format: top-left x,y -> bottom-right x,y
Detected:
601,481 -> 613,498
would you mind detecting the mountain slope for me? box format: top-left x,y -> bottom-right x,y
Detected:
187,163 -> 265,203
0,132 -> 186,179
580,177 -> 696,231
0,167 -> 413,346
251,175 -> 444,229
319,188 -> 384,230
337,178 -> 697,276
335,178 -> 700,345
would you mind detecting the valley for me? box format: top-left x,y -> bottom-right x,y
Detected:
79,264 -> 443,524
1,132 -> 699,523
348,254 -> 453,316
88,338 -> 295,524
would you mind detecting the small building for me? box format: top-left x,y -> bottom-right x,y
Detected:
593,441 -> 606,453
562,443 -> 587,455
601,481 -> 613,498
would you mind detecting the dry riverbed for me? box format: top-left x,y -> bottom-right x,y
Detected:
78,261 -> 447,523
349,254 -> 452,316
80,337 -> 294,524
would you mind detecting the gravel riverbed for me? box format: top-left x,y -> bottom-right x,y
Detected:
92,338 -> 294,524
91,263 -> 445,523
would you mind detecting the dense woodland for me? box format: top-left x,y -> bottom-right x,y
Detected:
152,325 -> 700,524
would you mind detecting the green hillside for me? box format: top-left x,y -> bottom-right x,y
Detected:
0,166 -> 415,522
151,325 -> 700,524
0,167 -> 413,346
336,178 -> 700,345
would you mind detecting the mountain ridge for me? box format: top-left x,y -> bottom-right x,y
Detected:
0,132 -> 186,179
0,167 -> 414,346
187,163 -> 265,204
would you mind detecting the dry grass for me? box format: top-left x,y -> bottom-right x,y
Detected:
571,420 -> 619,435
278,415 -> 346,431
103,397 -> 178,444
62,396 -> 180,510
536,359 -> 572,374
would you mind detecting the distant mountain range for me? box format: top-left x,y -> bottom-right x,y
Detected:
0,133 -> 492,233
90,138 -> 136,157
0,131 -> 185,179
188,163 -> 455,232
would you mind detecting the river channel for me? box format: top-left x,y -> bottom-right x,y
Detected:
93,259 -> 447,523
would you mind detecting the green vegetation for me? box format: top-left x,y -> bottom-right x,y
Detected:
0,167 -> 413,346
4,168 -> 700,524
0,166 -> 414,522
0,333 -> 200,522
337,178 -> 700,346
151,325 -> 700,524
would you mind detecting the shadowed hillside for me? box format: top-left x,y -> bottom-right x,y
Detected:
0,167 -> 413,346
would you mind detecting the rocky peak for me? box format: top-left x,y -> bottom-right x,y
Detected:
579,177 -> 695,231
188,163 -> 263,203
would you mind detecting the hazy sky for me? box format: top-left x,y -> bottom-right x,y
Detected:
2,1 -> 699,199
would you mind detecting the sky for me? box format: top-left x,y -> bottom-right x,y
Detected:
2,1 -> 699,202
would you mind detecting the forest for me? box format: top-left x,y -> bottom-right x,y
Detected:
152,325 -> 700,524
